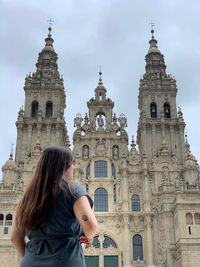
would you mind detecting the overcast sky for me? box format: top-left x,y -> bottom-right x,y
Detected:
0,0 -> 200,178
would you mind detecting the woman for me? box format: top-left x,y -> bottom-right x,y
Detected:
11,146 -> 97,267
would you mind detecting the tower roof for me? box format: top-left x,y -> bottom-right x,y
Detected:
144,29 -> 167,77
147,29 -> 161,54
42,26 -> 55,52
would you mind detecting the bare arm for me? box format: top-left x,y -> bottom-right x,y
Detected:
73,196 -> 97,244
11,219 -> 25,258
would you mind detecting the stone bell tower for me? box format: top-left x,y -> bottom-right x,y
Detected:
137,29 -> 186,164
15,26 -> 70,166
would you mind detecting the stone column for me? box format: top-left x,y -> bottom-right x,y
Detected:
170,125 -> 175,154
145,215 -> 155,267
46,125 -> 51,146
123,215 -> 132,267
179,125 -> 185,163
151,124 -> 156,154
27,124 -> 32,152
141,124 -> 147,156
56,124 -> 60,145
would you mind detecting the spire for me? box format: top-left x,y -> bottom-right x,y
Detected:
144,29 -> 167,78
148,29 -> 161,54
95,71 -> 107,101
43,26 -> 55,52
98,71 -> 103,86
9,144 -> 14,160
24,25 -> 63,88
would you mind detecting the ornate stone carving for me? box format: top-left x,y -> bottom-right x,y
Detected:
156,242 -> 167,266
82,145 -> 89,160
94,138 -> 107,156
112,145 -> 119,160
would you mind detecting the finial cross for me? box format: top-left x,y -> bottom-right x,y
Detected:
47,18 -> 54,27
98,65 -> 103,73
149,20 -> 155,30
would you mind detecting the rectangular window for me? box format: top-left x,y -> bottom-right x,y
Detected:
4,227 -> 8,234
85,256 -> 99,267
104,256 -> 118,267
94,161 -> 107,177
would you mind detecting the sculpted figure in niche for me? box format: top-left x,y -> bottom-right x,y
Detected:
162,166 -> 170,181
112,145 -> 119,160
97,114 -> 104,129
82,145 -> 89,160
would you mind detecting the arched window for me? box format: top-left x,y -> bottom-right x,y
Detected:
86,235 -> 100,248
5,214 -> 12,226
112,164 -> 116,179
86,164 -> 90,179
194,213 -> 200,224
0,214 -> 4,225
31,101 -> 38,118
94,188 -> 108,211
94,161 -> 107,177
186,213 -> 193,225
164,103 -> 171,118
46,102 -> 53,118
103,236 -> 117,248
131,195 -> 140,211
133,234 -> 143,261
150,102 -> 157,118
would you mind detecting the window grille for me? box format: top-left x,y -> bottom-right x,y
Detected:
131,195 -> 140,211
94,188 -> 108,211
94,161 -> 107,177
133,234 -> 143,261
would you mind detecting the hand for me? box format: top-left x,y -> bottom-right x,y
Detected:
79,235 -> 93,245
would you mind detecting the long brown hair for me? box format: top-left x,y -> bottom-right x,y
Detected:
15,146 -> 73,231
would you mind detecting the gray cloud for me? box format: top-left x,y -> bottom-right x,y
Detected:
0,0 -> 200,177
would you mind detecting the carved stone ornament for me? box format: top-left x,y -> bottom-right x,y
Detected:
112,145 -> 119,160
156,242 -> 167,266
82,145 -> 89,160
94,138 -> 107,156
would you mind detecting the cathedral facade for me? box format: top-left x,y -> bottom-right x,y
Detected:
0,27 -> 200,267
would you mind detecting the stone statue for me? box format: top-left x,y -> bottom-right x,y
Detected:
112,145 -> 119,160
162,166 -> 170,181
82,145 -> 89,160
97,114 -> 104,129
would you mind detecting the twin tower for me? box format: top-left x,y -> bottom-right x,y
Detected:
1,26 -> 200,267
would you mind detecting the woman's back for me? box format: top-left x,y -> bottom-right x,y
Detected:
20,182 -> 93,267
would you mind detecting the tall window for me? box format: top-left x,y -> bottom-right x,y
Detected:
150,102 -> 157,118
46,102 -> 53,118
112,164 -> 116,179
133,234 -> 143,261
113,184 -> 116,203
94,188 -> 108,211
164,103 -> 171,118
0,214 -> 3,226
86,164 -> 90,179
31,101 -> 38,118
5,214 -> 12,226
186,213 -> 193,225
94,161 -> 107,177
131,195 -> 140,211
194,213 -> 200,224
